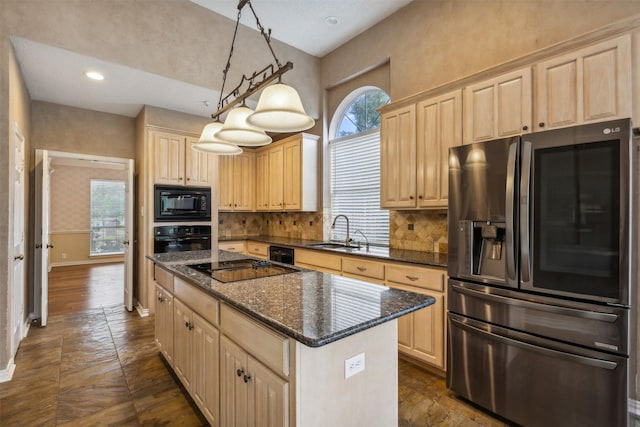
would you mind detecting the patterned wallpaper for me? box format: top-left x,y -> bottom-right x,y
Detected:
50,164 -> 125,231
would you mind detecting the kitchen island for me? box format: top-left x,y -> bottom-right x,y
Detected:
148,249 -> 435,427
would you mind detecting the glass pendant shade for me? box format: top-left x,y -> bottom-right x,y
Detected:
246,83 -> 315,132
193,122 -> 243,155
216,106 -> 272,146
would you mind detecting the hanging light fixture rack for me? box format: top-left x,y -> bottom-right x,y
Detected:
211,0 -> 292,121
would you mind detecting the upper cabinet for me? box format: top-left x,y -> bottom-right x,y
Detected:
256,133 -> 319,212
218,152 -> 255,212
464,67 -> 532,144
152,131 -> 216,187
381,90 -> 462,210
380,105 -> 416,209
535,34 -> 632,131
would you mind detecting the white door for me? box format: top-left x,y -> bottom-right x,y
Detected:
34,149 -> 51,326
124,159 -> 134,311
11,123 -> 26,353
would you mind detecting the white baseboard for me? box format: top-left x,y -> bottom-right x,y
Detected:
51,258 -> 123,268
630,399 -> 640,417
0,359 -> 16,383
136,302 -> 149,318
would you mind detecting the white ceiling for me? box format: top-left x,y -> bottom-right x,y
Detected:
11,1 -> 412,119
191,0 -> 414,57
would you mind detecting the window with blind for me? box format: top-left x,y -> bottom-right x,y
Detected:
330,130 -> 389,245
90,179 -> 125,255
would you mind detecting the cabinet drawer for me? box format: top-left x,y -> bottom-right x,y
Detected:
155,264 -> 174,293
295,249 -> 341,272
174,277 -> 220,327
342,257 -> 385,280
219,241 -> 245,253
246,241 -> 269,258
386,264 -> 445,292
220,304 -> 290,378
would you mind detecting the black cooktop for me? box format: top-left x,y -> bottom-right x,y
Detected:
187,259 -> 298,283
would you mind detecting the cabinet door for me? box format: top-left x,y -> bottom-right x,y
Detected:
282,139 -> 301,210
155,285 -> 174,365
218,156 -> 234,211
154,132 -> 185,185
192,312 -> 220,426
380,105 -> 416,208
220,336 -> 249,427
464,67 -> 532,144
247,355 -> 289,427
268,146 -> 284,210
174,299 -> 193,390
186,137 -> 214,186
234,153 -> 255,211
412,291 -> 445,369
255,150 -> 270,211
416,90 -> 462,209
535,35 -> 632,130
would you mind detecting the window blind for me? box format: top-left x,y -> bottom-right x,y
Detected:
330,129 -> 389,245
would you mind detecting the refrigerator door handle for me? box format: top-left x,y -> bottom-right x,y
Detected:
520,140 -> 532,283
450,282 -> 619,323
449,314 -> 619,370
505,142 -> 517,284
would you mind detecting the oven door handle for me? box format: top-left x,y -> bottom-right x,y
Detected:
449,314 -> 619,370
450,282 -> 619,323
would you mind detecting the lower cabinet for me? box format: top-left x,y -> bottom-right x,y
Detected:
155,284 -> 174,365
220,335 -> 289,427
174,299 -> 220,425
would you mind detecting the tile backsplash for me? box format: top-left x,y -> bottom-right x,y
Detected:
219,209 -> 448,253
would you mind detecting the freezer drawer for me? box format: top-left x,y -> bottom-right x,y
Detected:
448,279 -> 629,354
447,313 -> 628,427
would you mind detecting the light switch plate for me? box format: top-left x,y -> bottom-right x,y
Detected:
344,352 -> 365,379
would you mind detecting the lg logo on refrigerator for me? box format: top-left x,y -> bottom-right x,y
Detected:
603,126 -> 621,135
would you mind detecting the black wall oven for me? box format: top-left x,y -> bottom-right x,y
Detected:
153,225 -> 211,253
154,185 -> 211,222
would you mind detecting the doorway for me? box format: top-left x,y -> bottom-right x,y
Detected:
33,150 -> 134,325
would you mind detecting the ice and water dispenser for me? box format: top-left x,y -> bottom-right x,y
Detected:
453,220 -> 507,284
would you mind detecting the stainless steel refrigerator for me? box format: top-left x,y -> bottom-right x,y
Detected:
447,118 -> 639,427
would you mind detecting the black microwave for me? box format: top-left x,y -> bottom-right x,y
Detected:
154,185 -> 211,222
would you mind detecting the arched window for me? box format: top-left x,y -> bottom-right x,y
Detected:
329,87 -> 390,246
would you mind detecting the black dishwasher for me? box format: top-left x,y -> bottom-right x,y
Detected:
269,246 -> 294,265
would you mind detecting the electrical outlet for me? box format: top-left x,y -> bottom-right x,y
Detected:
344,352 -> 365,379
61,253 -> 67,259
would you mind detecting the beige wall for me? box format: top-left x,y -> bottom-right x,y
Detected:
320,0 -> 640,99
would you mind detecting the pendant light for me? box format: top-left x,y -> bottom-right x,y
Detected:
215,106 -> 272,147
246,83 -> 315,132
194,122 -> 243,155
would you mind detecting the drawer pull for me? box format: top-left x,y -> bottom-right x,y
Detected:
405,275 -> 419,282
357,266 -> 367,272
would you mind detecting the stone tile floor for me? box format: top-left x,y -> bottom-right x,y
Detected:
0,305 -> 513,426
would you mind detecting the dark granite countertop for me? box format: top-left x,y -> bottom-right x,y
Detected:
220,235 -> 448,268
148,250 -> 435,348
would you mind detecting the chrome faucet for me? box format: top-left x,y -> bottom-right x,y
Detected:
331,214 -> 351,247
354,229 -> 369,250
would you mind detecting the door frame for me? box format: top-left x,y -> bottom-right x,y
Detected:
32,150 -> 135,325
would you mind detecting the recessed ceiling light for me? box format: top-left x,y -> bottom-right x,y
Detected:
85,71 -> 104,81
325,16 -> 339,26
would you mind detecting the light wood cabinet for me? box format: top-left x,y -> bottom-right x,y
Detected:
464,67 -> 533,144
535,34 -> 632,131
219,152 -> 255,211
416,90 -> 462,208
381,90 -> 462,210
152,131 -> 216,186
255,150 -> 270,211
294,248 -> 447,370
246,241 -> 270,260
380,105 -> 416,209
257,133 -> 319,212
219,241 -> 246,254
154,283 -> 174,366
174,298 -> 220,426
